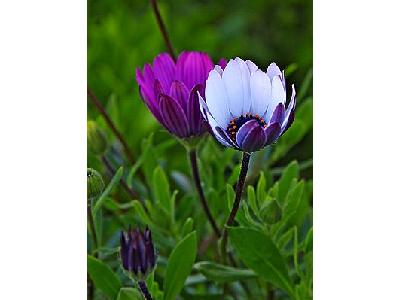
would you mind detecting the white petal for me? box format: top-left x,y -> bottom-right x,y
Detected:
222,59 -> 245,117
205,109 -> 233,147
264,76 -> 286,121
245,60 -> 258,74
205,69 -> 231,128
266,63 -> 282,80
250,70 -> 271,116
236,58 -> 252,114
214,65 -> 223,76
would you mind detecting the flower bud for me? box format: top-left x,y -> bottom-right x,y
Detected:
87,120 -> 108,155
87,168 -> 105,200
120,227 -> 157,280
260,199 -> 282,224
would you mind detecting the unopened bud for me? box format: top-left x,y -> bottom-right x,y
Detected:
87,120 -> 108,155
120,226 -> 157,280
87,168 -> 105,200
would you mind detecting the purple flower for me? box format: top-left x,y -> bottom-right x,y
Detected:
136,51 -> 226,139
199,58 -> 296,153
120,227 -> 156,280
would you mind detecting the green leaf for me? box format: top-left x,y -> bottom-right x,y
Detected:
297,68 -> 313,101
256,172 -> 266,205
278,161 -> 299,206
226,184 -> 235,211
283,181 -> 305,220
194,261 -> 257,283
247,185 -> 259,217
94,166 -> 123,214
229,227 -> 294,297
127,133 -> 153,185
303,227 -> 313,252
152,166 -> 172,215
87,255 -> 121,299
181,218 -> 194,238
163,231 -> 197,300
117,288 -> 142,300
271,99 -> 312,163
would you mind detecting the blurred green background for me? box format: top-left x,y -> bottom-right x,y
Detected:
88,0 -> 312,172
88,1 -> 312,299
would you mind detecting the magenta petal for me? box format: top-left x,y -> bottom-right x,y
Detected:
236,120 -> 267,152
187,84 -> 204,135
176,52 -> 214,90
154,80 -> 164,104
218,58 -> 227,69
153,53 -> 176,92
264,122 -> 282,145
169,80 -> 189,110
139,87 -> 163,124
159,94 -> 190,138
136,64 -> 155,103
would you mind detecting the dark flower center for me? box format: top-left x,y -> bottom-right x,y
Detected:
227,113 -> 267,140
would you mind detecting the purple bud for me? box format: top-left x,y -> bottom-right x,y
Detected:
120,226 -> 157,279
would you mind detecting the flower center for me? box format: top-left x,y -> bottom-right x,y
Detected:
227,113 -> 267,140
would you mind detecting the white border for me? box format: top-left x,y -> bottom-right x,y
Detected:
0,0 -> 87,298
314,0 -> 400,298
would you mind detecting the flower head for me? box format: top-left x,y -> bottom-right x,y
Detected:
200,58 -> 296,153
120,226 -> 156,280
136,51 -> 226,139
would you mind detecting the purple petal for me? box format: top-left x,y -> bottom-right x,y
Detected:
169,80 -> 189,110
281,85 -> 297,134
159,94 -> 191,138
176,51 -> 214,90
218,58 -> 227,69
215,126 -> 238,148
153,53 -> 176,92
236,119 -> 267,152
270,103 -> 285,126
154,80 -> 164,103
138,86 -> 164,125
136,64 -> 155,103
264,122 -> 282,145
187,84 -> 205,135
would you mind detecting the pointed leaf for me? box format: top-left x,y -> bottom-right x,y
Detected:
163,231 -> 197,300
194,261 -> 257,283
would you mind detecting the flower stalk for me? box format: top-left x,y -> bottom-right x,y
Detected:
149,0 -> 176,61
220,152 -> 251,263
138,281 -> 153,300
188,148 -> 221,238
87,87 -> 136,166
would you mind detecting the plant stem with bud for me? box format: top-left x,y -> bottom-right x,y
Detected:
138,281 -> 153,300
220,152 -> 251,263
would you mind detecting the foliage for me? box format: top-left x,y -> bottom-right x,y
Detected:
88,0 -> 312,299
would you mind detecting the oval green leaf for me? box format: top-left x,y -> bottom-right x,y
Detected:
87,255 -> 121,299
228,227 -> 294,297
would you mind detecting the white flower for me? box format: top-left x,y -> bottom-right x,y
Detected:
200,57 -> 296,153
